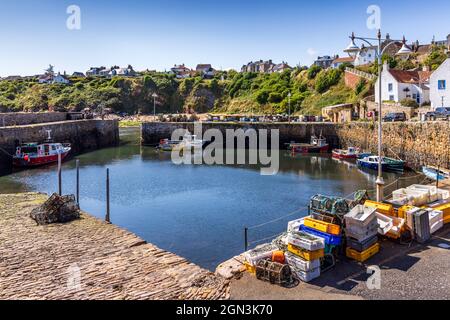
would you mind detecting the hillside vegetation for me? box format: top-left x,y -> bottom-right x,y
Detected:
0,64 -> 370,116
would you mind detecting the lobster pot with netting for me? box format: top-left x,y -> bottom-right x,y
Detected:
255,259 -> 293,286
310,194 -> 349,223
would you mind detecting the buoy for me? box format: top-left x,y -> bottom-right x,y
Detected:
24,154 -> 29,162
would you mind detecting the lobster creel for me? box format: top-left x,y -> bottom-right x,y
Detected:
255,259 -> 293,286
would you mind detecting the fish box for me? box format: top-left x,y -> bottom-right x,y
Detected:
424,202 -> 450,225
376,212 -> 394,235
345,205 -> 378,227
407,185 -> 439,203
346,235 -> 378,252
364,200 -> 395,217
304,217 -> 341,235
243,243 -> 278,266
345,219 -> 379,242
424,208 -> 443,234
386,216 -> 406,239
398,205 -> 416,219
413,209 -> 431,243
287,218 -> 304,233
299,225 -> 343,246
287,244 -> 324,261
346,243 -> 380,262
285,252 -> 320,272
291,266 -> 321,283
244,261 -> 256,274
287,231 -> 325,251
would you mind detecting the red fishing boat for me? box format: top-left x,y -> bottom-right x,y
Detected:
332,147 -> 360,159
287,135 -> 329,154
13,142 -> 71,167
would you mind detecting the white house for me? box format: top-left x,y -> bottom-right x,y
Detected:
331,56 -> 355,69
53,73 -> 70,84
375,62 -> 432,105
430,58 -> 450,108
354,46 -> 377,66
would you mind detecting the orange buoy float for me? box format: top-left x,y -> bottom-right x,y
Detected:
271,250 -> 285,264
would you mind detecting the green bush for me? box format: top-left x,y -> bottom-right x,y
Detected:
307,65 -> 322,79
400,98 -> 418,108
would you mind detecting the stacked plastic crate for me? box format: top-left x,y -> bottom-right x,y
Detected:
344,205 -> 380,262
285,230 -> 325,282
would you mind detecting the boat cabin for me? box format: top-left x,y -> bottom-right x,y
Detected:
311,136 -> 328,147
16,143 -> 66,157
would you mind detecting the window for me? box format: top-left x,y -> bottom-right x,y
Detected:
389,95 -> 395,101
412,94 -> 417,99
388,83 -> 393,92
438,80 -> 446,90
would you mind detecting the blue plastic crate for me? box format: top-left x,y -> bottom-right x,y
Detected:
299,225 -> 342,246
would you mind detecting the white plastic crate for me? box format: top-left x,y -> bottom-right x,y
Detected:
287,231 -> 325,251
345,205 -> 378,227
285,252 -> 320,272
290,266 -> 321,283
243,243 -> 278,266
287,218 -> 305,233
376,212 -> 394,235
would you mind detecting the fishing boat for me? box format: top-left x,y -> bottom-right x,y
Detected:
422,166 -> 449,181
287,135 -> 329,154
13,142 -> 71,167
158,134 -> 207,152
332,147 -> 360,159
158,138 -> 182,151
357,156 -> 405,172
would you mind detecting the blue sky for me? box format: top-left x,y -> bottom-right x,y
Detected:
0,0 -> 449,76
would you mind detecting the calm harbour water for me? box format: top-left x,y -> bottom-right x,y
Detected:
0,127 -> 403,270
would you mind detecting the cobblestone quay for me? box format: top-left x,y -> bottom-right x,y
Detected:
0,193 -> 230,300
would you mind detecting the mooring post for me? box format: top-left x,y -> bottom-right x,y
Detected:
76,159 -> 80,205
106,168 -> 110,223
244,227 -> 248,251
436,165 -> 440,189
57,153 -> 62,196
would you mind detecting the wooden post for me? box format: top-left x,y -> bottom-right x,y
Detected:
76,159 -> 80,205
106,168 -> 110,223
58,153 -> 62,196
244,227 -> 248,252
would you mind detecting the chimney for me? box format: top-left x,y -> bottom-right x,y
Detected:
383,61 -> 389,71
423,65 -> 429,72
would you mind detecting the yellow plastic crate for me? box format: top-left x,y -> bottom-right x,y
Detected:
397,205 -> 415,219
346,243 -> 380,262
244,262 -> 256,274
365,200 -> 395,217
304,217 -> 341,235
428,203 -> 450,225
288,244 -> 324,261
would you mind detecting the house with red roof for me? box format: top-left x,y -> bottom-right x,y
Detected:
331,56 -> 355,69
375,62 -> 432,106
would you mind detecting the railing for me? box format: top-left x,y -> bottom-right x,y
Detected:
345,67 -> 377,81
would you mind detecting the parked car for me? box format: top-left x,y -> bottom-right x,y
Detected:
383,112 -> 406,122
425,107 -> 450,120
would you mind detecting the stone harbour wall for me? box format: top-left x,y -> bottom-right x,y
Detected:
142,121 -> 450,170
0,120 -> 119,173
336,121 -> 450,170
0,112 -> 67,127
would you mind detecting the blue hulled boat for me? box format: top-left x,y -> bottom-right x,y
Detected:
357,156 -> 405,172
422,166 -> 449,181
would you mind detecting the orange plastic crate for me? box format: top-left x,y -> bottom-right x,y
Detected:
304,217 -> 340,235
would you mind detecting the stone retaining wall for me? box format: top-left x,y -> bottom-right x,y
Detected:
0,112 -> 67,127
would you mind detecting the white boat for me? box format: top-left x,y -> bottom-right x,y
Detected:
422,166 -> 449,181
